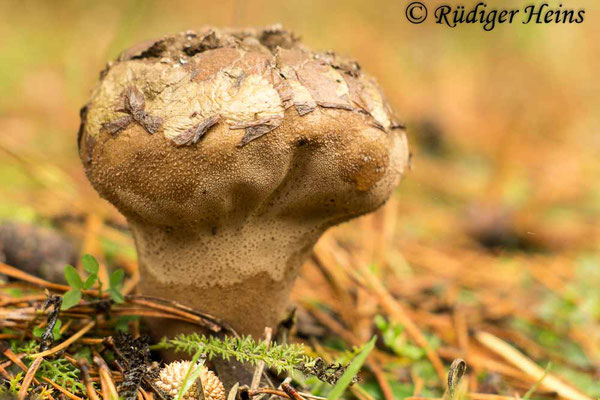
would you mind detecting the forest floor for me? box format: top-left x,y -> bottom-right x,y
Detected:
1,2 -> 599,399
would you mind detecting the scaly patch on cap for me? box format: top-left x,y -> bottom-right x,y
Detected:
82,25 -> 399,149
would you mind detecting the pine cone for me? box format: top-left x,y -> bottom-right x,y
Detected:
154,361 -> 225,400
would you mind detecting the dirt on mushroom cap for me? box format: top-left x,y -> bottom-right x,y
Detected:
80,25 -> 402,149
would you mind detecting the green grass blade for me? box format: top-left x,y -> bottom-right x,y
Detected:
522,362 -> 552,400
327,336 -> 376,400
176,350 -> 205,400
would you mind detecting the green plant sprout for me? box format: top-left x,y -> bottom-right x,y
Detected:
155,334 -> 313,374
375,314 -> 425,360
155,333 -> 367,388
9,340 -> 88,395
1,372 -> 23,396
61,254 -> 125,310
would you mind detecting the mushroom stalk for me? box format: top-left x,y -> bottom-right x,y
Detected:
78,26 -> 409,337
131,219 -> 318,336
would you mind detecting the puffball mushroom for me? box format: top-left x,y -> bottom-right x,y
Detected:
78,25 -> 410,336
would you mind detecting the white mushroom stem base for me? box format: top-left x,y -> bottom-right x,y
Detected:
129,219 -> 321,337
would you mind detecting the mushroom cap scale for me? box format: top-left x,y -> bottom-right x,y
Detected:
80,26 -> 402,147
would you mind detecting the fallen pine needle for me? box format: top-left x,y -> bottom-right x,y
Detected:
3,348 -> 44,389
0,262 -> 100,297
30,320 -> 96,358
18,356 -> 43,400
360,266 -> 447,381
475,331 -> 591,400
0,262 -> 68,292
42,377 -> 85,400
250,327 -> 272,390
94,354 -> 119,400
78,358 -> 101,400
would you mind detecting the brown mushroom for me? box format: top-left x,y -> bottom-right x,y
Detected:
78,25 -> 409,337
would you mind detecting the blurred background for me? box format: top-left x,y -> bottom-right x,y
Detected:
1,0 -> 599,398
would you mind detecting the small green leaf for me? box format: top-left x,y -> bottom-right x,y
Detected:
327,336 -> 376,400
83,274 -> 97,290
6,288 -> 23,298
74,346 -> 93,363
115,316 -> 139,332
82,254 -> 99,274
64,265 -> 83,289
176,350 -> 205,400
33,326 -> 44,338
108,288 -> 124,304
52,319 -> 63,340
374,314 -> 387,330
109,269 -> 125,290
61,289 -> 82,310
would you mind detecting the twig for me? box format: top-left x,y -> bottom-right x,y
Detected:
296,393 -> 327,400
125,295 -> 234,333
0,294 -> 47,306
412,371 -> 424,397
40,293 -> 62,351
0,264 -> 235,335
281,383 -> 306,400
250,327 -> 272,390
247,388 -> 290,399
437,347 -> 524,381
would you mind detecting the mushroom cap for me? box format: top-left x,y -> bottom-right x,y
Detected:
79,25 -> 409,228
79,26 -> 409,293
